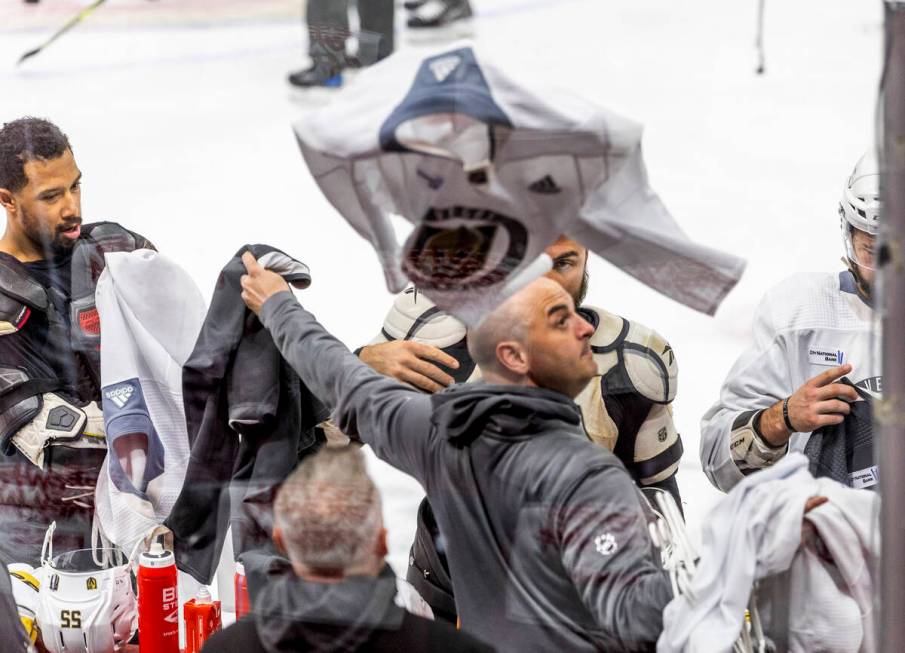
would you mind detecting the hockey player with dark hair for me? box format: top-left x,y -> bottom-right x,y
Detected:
700,152 -> 880,492
358,235 -> 683,622
0,117 -> 154,564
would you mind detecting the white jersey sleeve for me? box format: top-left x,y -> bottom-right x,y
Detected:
700,272 -> 878,492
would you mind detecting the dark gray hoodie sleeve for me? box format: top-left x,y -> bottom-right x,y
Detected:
558,465 -> 673,651
260,292 -> 434,483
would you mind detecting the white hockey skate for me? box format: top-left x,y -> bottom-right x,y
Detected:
405,0 -> 475,43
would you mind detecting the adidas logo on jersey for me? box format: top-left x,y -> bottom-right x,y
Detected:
528,175 -> 562,195
429,55 -> 462,83
105,385 -> 134,408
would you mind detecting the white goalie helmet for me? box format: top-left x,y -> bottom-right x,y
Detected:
839,150 -> 881,270
36,523 -> 137,653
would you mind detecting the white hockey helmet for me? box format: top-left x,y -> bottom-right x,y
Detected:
36,523 -> 137,653
839,151 -> 881,270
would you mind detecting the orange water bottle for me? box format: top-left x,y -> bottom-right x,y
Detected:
184,585 -> 222,653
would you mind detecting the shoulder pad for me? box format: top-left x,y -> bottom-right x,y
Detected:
584,305 -> 677,404
81,222 -> 154,253
379,287 -> 467,348
0,294 -> 32,336
0,256 -> 47,312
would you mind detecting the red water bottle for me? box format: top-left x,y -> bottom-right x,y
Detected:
137,541 -> 179,653
234,562 -> 251,620
184,585 -> 222,653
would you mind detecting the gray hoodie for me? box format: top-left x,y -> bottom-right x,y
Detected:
202,552 -> 490,652
260,292 -> 672,652
248,554 -> 405,652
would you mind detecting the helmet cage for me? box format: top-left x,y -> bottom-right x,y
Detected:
840,215 -> 877,272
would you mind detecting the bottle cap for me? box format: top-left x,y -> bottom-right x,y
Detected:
196,585 -> 212,603
235,562 -> 245,576
139,540 -> 174,568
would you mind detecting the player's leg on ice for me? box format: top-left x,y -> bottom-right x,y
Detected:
289,0 -> 350,88
356,0 -> 395,67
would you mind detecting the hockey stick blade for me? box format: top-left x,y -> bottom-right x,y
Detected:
16,47 -> 42,67
16,0 -> 108,67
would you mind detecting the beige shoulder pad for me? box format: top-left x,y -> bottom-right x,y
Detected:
584,305 -> 677,404
379,287 -> 467,347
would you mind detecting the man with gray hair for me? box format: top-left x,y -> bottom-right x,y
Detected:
272,445 -> 384,579
239,253 -> 673,653
202,446 -> 492,652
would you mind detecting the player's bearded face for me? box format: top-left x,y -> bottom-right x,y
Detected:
544,238 -> 589,308
13,151 -> 83,256
19,202 -> 80,255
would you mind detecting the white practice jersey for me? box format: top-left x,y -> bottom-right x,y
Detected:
700,271 -> 880,492
294,44 -> 745,325
95,250 -> 207,556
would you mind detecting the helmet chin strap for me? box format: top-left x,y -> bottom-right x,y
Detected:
843,256 -> 873,305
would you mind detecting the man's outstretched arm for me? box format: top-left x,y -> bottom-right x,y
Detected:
240,252 -> 433,481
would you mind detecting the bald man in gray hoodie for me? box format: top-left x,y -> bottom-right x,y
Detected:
240,253 -> 672,653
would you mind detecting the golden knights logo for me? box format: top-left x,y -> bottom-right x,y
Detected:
86,577 -> 98,590
403,206 -> 528,291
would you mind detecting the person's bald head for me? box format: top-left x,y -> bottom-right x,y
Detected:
468,278 -> 597,398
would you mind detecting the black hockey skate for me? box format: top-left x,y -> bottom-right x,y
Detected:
287,58 -> 343,89
406,0 -> 474,40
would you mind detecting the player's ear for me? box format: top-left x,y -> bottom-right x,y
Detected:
0,188 -> 16,212
496,340 -> 528,376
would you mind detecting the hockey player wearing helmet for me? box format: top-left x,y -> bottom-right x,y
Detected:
358,235 -> 682,622
839,152 -> 880,300
700,153 -> 879,492
0,117 -> 155,565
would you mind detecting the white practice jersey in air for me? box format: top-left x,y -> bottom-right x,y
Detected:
700,271 -> 880,492
294,44 -> 745,325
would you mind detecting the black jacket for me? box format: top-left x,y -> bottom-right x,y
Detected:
260,293 -> 672,653
0,222 -> 153,564
165,246 -> 328,584
201,558 -> 492,653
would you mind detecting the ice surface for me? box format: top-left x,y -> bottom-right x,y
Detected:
0,0 -> 883,575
